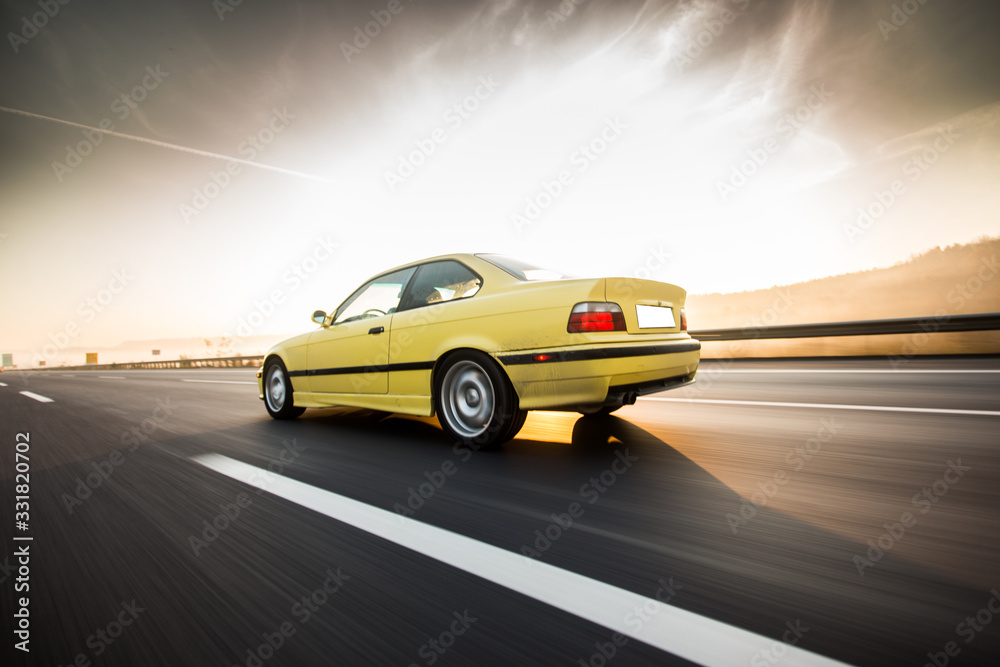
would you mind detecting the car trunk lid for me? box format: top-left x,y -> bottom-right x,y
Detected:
605,277 -> 687,334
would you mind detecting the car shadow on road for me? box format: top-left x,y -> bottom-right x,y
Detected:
199,408 -> 1000,666
455,413 -> 997,667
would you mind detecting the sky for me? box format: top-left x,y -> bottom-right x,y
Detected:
1,0 -> 999,363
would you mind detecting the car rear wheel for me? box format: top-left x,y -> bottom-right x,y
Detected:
437,352 -> 525,448
263,359 -> 305,420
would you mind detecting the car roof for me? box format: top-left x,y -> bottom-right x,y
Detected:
368,253 -> 495,280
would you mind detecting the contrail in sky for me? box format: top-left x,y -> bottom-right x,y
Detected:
0,105 -> 337,184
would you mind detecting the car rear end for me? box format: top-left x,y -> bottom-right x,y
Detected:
495,276 -> 700,412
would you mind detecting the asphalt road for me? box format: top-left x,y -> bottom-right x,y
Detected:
1,358 -> 998,666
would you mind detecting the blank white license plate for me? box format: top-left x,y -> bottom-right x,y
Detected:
636,305 -> 675,329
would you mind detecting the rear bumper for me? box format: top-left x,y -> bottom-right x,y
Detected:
496,338 -> 700,410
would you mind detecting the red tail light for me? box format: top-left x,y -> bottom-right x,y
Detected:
680,309 -> 687,331
568,303 -> 626,333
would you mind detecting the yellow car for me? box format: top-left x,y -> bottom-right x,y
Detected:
258,253 -> 700,448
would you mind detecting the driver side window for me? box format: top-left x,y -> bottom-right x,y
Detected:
333,267 -> 415,324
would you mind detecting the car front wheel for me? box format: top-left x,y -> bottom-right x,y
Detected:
263,359 -> 305,420
437,352 -> 525,449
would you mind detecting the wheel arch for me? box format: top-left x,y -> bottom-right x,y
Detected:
263,352 -> 286,369
261,354 -> 305,419
430,346 -> 519,417
262,353 -> 310,402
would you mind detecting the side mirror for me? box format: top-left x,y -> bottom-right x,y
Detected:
312,310 -> 327,325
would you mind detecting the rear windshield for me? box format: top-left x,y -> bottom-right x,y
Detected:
477,254 -> 570,282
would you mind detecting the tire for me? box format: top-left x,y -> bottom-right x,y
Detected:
436,351 -> 525,448
502,409 -> 528,443
263,359 -> 305,420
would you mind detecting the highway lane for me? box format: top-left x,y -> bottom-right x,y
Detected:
0,360 -> 998,666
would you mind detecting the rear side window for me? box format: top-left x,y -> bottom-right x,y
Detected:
477,254 -> 569,281
398,261 -> 482,311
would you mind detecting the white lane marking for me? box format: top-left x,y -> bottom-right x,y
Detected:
0,382 -> 7,387
100,376 -> 126,379
191,453 -> 850,667
20,391 -> 54,403
698,369 -> 1000,374
181,379 -> 257,385
642,397 -> 1000,417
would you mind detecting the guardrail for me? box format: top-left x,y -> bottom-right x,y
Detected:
32,355 -> 266,372
18,312 -> 1000,370
692,312 -> 1000,341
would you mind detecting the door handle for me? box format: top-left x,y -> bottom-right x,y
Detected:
368,326 -> 384,334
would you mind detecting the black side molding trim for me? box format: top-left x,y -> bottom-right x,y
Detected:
497,341 -> 701,366
288,360 -> 435,378
286,341 -> 700,377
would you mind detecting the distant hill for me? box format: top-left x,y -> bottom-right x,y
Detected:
688,236 -> 1000,357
